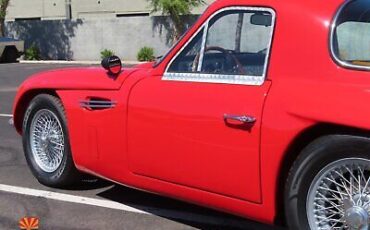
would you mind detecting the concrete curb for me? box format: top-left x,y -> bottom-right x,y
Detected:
19,60 -> 144,65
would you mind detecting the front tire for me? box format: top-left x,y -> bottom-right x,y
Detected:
285,135 -> 370,230
23,94 -> 80,187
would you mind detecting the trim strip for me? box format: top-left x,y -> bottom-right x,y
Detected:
164,72 -> 264,85
80,100 -> 117,110
163,6 -> 276,86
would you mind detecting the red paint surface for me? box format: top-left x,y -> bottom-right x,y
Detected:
13,0 -> 370,225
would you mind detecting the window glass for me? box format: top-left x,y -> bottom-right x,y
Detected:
167,28 -> 204,73
202,10 -> 273,76
333,0 -> 370,68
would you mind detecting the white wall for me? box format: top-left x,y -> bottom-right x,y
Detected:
6,0 -> 213,21
6,0 -> 67,20
4,0 -> 214,61
5,15 -> 199,61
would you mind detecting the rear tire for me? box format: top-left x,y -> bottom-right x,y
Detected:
285,135 -> 370,230
22,94 -> 81,188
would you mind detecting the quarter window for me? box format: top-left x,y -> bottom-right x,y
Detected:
332,0 -> 370,69
165,7 -> 275,85
167,29 -> 204,73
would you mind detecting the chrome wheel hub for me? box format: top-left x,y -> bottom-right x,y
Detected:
307,158 -> 370,230
345,206 -> 368,229
29,109 -> 64,173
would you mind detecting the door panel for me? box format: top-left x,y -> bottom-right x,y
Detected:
128,79 -> 271,202
127,7 -> 275,203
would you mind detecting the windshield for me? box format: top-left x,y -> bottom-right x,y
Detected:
332,0 -> 370,68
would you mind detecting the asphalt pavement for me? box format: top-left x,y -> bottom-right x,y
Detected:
0,63 -> 285,230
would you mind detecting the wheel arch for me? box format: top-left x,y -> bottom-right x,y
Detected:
274,123 -> 370,225
13,89 -> 60,134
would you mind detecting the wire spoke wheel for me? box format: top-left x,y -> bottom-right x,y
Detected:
29,109 -> 65,173
307,158 -> 370,230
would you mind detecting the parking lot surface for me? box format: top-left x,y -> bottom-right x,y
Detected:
0,63 -> 284,230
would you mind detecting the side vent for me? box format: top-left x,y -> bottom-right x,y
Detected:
80,97 -> 117,110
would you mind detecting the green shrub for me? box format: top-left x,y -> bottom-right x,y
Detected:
137,47 -> 155,62
25,44 -> 40,60
100,49 -> 115,59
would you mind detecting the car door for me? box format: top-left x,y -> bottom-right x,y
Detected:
128,7 -> 275,203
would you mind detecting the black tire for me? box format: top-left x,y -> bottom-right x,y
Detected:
22,94 -> 81,188
3,47 -> 18,63
285,135 -> 370,230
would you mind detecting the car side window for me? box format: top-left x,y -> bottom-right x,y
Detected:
202,10 -> 273,76
331,0 -> 370,70
167,28 -> 205,73
164,7 -> 275,85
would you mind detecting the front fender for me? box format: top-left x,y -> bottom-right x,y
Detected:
12,67 -> 140,133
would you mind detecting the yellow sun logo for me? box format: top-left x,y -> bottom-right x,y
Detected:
19,217 -> 39,230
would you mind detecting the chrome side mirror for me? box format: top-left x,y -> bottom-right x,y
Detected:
101,56 -> 122,75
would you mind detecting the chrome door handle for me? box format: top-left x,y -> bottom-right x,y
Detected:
223,114 -> 257,124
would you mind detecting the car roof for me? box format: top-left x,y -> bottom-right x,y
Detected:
210,0 -> 345,13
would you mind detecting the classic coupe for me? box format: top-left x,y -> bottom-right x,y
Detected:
12,0 -> 370,229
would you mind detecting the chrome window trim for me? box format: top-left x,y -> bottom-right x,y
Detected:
197,22 -> 209,72
329,0 -> 370,71
164,72 -> 264,85
163,6 -> 276,86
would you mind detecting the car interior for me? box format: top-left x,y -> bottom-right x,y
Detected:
168,11 -> 273,77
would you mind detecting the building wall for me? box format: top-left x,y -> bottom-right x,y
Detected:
5,0 -> 213,21
5,15 -> 199,61
72,0 -> 150,19
6,0 -> 67,20
5,0 -> 213,61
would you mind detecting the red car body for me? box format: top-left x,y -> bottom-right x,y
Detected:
12,0 -> 370,225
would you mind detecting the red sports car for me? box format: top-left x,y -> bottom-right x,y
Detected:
12,0 -> 370,229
